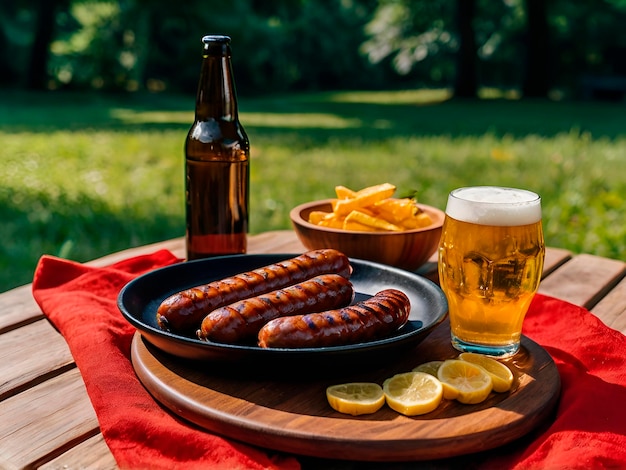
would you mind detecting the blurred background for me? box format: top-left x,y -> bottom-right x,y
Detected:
1,0 -> 625,292
3,0 -> 626,97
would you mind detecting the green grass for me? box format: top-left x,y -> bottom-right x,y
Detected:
1,89 -> 624,292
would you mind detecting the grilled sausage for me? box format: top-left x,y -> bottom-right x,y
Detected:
257,289 -> 410,348
197,274 -> 354,343
156,249 -> 351,334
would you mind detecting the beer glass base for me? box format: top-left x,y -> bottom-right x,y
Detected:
451,335 -> 520,358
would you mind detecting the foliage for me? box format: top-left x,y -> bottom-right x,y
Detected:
362,0 -> 626,93
0,89 -> 624,292
3,0 -> 385,93
2,0 -> 626,96
361,0 -> 458,82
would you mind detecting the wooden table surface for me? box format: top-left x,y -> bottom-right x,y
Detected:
1,230 -> 624,469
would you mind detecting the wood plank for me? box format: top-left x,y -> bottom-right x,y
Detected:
538,254 -> 626,309
86,238 -> 186,267
0,320 -> 75,401
38,434 -> 118,470
592,277 -> 626,335
76,232 -> 577,296
0,284 -> 44,334
0,368 -> 100,470
248,230 -> 306,253
40,231 -> 574,286
85,231 -> 306,268
542,247 -> 572,277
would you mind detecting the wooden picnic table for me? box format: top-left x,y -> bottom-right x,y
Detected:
1,230 -> 624,469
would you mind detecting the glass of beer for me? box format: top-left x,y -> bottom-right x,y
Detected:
438,186 -> 545,357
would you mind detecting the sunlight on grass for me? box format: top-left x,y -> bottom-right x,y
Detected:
110,109 -> 192,124
478,88 -> 522,100
321,88 -> 452,105
1,89 -> 624,292
110,108 -> 367,129
243,113 -> 364,129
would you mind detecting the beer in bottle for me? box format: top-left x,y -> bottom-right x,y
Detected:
185,35 -> 249,260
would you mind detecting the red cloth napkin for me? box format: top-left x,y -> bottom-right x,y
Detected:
500,294 -> 626,469
31,251 -> 626,469
32,251 -> 300,470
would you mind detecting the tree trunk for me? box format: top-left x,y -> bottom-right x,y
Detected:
523,0 -> 550,97
454,0 -> 478,98
26,0 -> 67,90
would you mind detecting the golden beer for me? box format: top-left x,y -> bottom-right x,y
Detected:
438,187 -> 545,357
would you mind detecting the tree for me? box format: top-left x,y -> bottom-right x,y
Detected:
360,1 -> 457,88
453,0 -> 478,97
26,0 -> 69,90
6,0 -> 626,95
522,0 -> 550,97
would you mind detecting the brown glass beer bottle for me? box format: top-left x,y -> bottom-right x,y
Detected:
185,35 -> 249,260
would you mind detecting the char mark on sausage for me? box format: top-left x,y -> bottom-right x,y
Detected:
197,274 -> 354,343
257,289 -> 410,349
156,249 -> 351,334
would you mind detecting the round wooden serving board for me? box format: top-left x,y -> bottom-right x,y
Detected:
131,319 -> 561,462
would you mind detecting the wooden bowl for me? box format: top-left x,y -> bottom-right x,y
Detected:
290,199 -> 445,271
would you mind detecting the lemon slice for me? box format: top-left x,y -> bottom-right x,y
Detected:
437,360 -> 493,404
412,361 -> 444,377
326,383 -> 385,416
458,352 -> 514,393
382,372 -> 443,416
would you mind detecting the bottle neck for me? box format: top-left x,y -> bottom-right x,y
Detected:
195,49 -> 238,121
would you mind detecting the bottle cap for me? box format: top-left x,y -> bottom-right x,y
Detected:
202,35 -> 231,55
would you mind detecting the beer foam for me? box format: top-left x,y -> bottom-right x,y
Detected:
446,186 -> 542,226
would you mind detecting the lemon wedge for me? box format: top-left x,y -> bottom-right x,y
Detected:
382,372 -> 443,416
412,360 -> 444,377
458,352 -> 514,393
326,382 -> 385,416
437,359 -> 493,404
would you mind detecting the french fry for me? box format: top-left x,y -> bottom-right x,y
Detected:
352,206 -> 376,217
307,183 -> 434,233
373,198 -> 417,221
308,210 -> 331,225
345,211 -> 402,232
354,183 -> 396,198
397,211 -> 433,229
335,185 -> 357,199
413,212 -> 433,227
318,212 -> 345,229
398,217 -> 419,230
343,220 -> 379,232
333,183 -> 396,216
